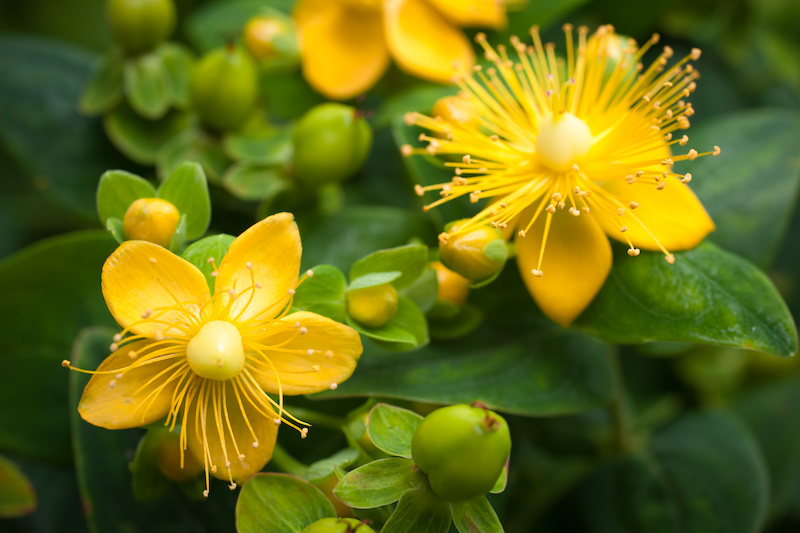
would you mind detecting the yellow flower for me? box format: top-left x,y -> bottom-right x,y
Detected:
404,25 -> 720,326
293,0 -> 507,100
64,213 -> 362,495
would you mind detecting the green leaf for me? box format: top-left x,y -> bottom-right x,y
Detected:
181,234 -> 236,293
347,297 -> 429,350
333,458 -> 425,509
221,163 -> 291,202
104,104 -> 195,165
577,411 -> 768,533
429,304 -> 484,341
374,84 -> 459,130
400,266 -> 438,314
222,127 -> 294,166
79,49 -> 124,115
96,169 -> 156,224
157,161 -> 211,240
0,232 -> 115,462
291,264 -> 348,323
236,473 -> 335,533
348,271 -> 403,291
367,404 -> 423,459
157,129 -> 230,184
574,243 -> 798,357
129,429 -> 170,502
303,448 -> 360,483
381,483 -> 452,533
450,496 -> 504,533
168,214 -> 188,252
0,455 -> 37,518
106,217 -> 125,243
123,51 -> 172,120
674,109 -> 800,268
350,244 -> 428,290
185,0 -> 294,53
158,43 -> 195,109
498,0 -> 591,40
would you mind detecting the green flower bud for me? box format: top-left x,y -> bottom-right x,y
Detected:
189,45 -> 259,132
293,103 -> 372,186
123,197 -> 180,247
411,403 -> 510,502
301,518 -> 375,533
439,221 -> 507,283
107,0 -> 175,55
347,283 -> 398,328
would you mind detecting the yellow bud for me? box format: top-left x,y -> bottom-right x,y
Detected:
439,221 -> 507,283
122,198 -> 180,247
347,283 -> 398,328
430,261 -> 470,307
432,95 -> 479,128
155,430 -> 203,483
243,16 -> 297,61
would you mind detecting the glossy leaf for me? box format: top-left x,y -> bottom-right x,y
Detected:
96,169 -> 155,224
158,43 -> 195,109
350,244 -> 428,290
181,234 -> 235,292
157,161 -> 211,240
347,297 -> 429,350
450,496 -> 504,533
574,243 -> 798,357
157,129 -> 230,184
303,448 -> 359,483
104,104 -> 195,165
124,51 -> 172,120
348,271 -> 402,291
222,128 -> 294,166
0,455 -> 37,518
291,264 -> 348,323
236,473 -> 335,533
221,164 -> 290,202
675,109 -> 800,267
333,458 -> 425,509
367,404 -> 422,459
79,50 -> 124,115
381,484 -> 452,533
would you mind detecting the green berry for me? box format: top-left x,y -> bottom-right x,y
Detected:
293,103 -> 372,186
439,221 -> 507,283
347,283 -> 398,328
189,46 -> 259,132
301,517 -> 376,533
107,0 -> 175,55
411,404 -> 510,502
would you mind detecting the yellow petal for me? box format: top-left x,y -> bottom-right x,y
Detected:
384,0 -> 474,83
595,179 -> 715,251
424,0 -> 506,28
186,380 -> 278,483
515,210 -> 612,327
78,340 -> 183,430
214,213 -> 302,324
102,240 -> 210,336
247,311 -> 362,395
298,4 -> 390,100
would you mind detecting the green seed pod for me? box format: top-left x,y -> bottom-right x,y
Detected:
347,283 -> 398,328
301,517 -> 376,533
292,103 -> 372,186
411,403 -> 510,502
107,0 -> 176,55
189,45 -> 259,132
439,220 -> 507,283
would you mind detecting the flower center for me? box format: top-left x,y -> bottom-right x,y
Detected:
535,112 -> 593,171
186,320 -> 245,381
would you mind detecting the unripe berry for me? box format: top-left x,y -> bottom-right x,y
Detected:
439,221 -> 507,283
411,404 -> 510,502
107,0 -> 175,55
301,518 -> 375,533
243,15 -> 300,65
155,430 -> 203,483
292,103 -> 372,186
189,45 -> 259,132
347,283 -> 398,328
430,261 -> 470,307
122,197 -> 180,247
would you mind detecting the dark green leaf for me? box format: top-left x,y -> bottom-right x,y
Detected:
158,43 -> 195,109
0,232 -> 115,462
429,304 -> 484,341
675,109 -> 800,268
348,271 -> 403,291
381,484 -> 452,533
79,50 -> 124,115
185,0 -> 294,53
124,51 -> 172,120
157,129 -> 230,184
333,458 -> 425,509
104,104 -> 195,165
221,164 -> 290,201
0,455 -> 37,518
236,473 -> 335,533
574,243 -> 798,357
129,429 -> 170,502
450,496 -> 504,533
157,161 -> 211,240
291,264 -> 348,323
497,0 -> 592,40
96,169 -> 155,224
181,234 -> 236,292
222,127 -> 294,166
350,244 -> 428,290
367,404 -> 423,459
347,297 -> 429,350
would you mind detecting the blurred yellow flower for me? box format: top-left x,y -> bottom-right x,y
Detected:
64,213 -> 362,495
293,0 -> 507,99
404,25 -> 720,326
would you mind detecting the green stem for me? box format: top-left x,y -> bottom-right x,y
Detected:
607,348 -> 632,453
284,405 -> 346,430
270,444 -> 307,477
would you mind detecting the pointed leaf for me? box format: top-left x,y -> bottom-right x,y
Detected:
222,127 -> 294,166
348,271 -> 402,291
157,161 -> 211,240
291,264 -> 348,323
381,484 -> 452,533
124,51 -> 172,119
350,244 -> 428,290
367,404 -> 423,459
106,217 -> 125,243
79,50 -> 124,115
104,104 -> 195,165
96,169 -> 155,224
450,496 -> 504,533
181,234 -> 235,292
334,458 -> 424,508
221,163 -> 290,201
303,448 -> 360,483
158,43 -> 195,109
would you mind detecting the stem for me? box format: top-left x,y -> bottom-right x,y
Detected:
270,444 -> 307,476
607,348 -> 632,453
284,405 -> 346,430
